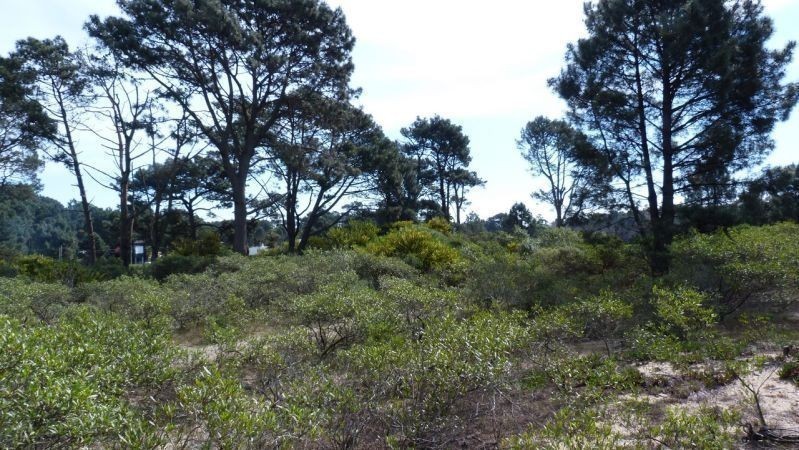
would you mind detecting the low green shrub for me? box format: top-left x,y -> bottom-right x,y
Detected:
425,216 -> 452,234
0,309 -> 178,448
13,254 -> 96,286
0,277 -> 72,323
366,224 -> 463,273
672,222 -> 799,317
779,360 -> 799,384
175,366 -> 281,448
165,273 -> 241,331
342,310 -> 529,444
148,253 -> 215,281
649,406 -> 740,449
537,354 -> 642,402
172,231 -> 229,257
503,407 -> 622,450
314,220 -> 380,249
284,280 -> 378,357
627,286 -> 739,363
77,276 -> 171,329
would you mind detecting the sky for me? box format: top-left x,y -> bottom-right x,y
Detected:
1,0 -> 797,221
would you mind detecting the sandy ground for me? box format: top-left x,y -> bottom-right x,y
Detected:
634,359 -> 799,444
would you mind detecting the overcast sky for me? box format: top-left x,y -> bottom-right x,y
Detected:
1,0 -> 797,220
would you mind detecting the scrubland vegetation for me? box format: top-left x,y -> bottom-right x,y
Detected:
2,220 -> 799,448
2,0 -> 799,447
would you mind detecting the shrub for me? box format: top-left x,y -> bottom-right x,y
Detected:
649,406 -> 739,449
78,276 -> 171,329
348,251 -> 419,288
366,224 -> 463,273
285,281 -> 383,357
0,309 -> 177,448
627,286 -> 738,362
342,310 -> 529,444
425,216 -> 452,234
0,277 -> 72,323
221,252 -> 362,307
172,230 -> 228,257
317,220 -> 380,249
165,273 -> 237,331
465,252 -> 540,309
672,222 -> 799,317
652,285 -> 717,339
175,366 -> 280,448
503,407 -> 623,450
88,257 -> 129,280
148,254 -> 215,281
779,361 -> 799,384
537,354 -> 642,402
13,254 -> 95,286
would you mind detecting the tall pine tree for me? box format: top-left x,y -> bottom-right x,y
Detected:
552,0 -> 798,273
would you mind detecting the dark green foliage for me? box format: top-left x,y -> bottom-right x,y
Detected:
552,0 -> 798,273
739,164 -> 799,224
780,361 -> 799,384
0,185 -> 79,257
401,115 -> 481,222
88,0 -> 357,254
0,54 -> 53,185
148,254 -> 215,282
13,254 -> 93,286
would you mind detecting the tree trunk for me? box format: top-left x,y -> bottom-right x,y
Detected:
653,62 -> 676,276
120,180 -> 131,267
75,168 -> 97,264
150,194 -> 162,261
632,42 -> 665,275
231,176 -> 248,255
58,100 -> 97,264
187,203 -> 197,240
555,204 -> 563,228
438,178 -> 448,220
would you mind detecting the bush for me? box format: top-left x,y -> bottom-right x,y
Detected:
779,361 -> 799,384
649,406 -> 739,449
315,220 -> 380,249
627,286 -> 738,362
0,277 -> 72,323
366,224 -> 463,273
672,222 -> 799,317
172,230 -> 228,257
175,366 -> 279,448
284,280 -> 378,357
165,272 -> 237,331
13,254 -> 95,286
148,254 -> 215,281
503,407 -> 623,450
425,216 -> 452,234
78,276 -> 172,329
342,310 -> 529,444
0,309 -> 177,448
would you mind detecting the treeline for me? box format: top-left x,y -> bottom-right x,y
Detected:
1,0 -> 797,275
0,0 -> 483,266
